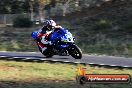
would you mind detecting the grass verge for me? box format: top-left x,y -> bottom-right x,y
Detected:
0,60 -> 132,88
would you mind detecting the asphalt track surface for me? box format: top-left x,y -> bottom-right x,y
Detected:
0,51 -> 132,68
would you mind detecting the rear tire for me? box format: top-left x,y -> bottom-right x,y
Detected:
42,49 -> 54,58
69,45 -> 82,59
38,45 -> 54,58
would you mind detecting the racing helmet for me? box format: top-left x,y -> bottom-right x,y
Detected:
44,20 -> 56,31
45,20 -> 56,27
31,31 -> 38,39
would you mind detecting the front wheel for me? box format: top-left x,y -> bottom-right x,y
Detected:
69,45 -> 82,59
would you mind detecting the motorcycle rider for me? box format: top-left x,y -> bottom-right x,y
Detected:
32,20 -> 62,53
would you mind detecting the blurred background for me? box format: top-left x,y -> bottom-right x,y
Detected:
0,0 -> 132,57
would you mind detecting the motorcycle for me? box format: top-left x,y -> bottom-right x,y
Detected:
32,28 -> 82,59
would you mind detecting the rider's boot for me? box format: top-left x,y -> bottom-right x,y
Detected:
42,47 -> 47,53
37,42 -> 47,53
39,36 -> 52,53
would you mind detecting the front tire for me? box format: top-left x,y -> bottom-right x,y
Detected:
69,45 -> 82,59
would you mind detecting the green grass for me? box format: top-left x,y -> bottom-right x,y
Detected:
0,60 -> 132,88
0,27 -> 38,52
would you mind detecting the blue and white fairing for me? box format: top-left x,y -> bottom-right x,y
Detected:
50,28 -> 75,49
61,30 -> 74,43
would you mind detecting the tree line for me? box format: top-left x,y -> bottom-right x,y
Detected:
0,0 -> 91,15
0,0 -> 50,14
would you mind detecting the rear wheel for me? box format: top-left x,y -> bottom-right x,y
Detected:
38,45 -> 54,58
69,45 -> 82,59
42,49 -> 54,58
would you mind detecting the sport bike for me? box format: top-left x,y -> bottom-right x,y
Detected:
32,28 -> 82,59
